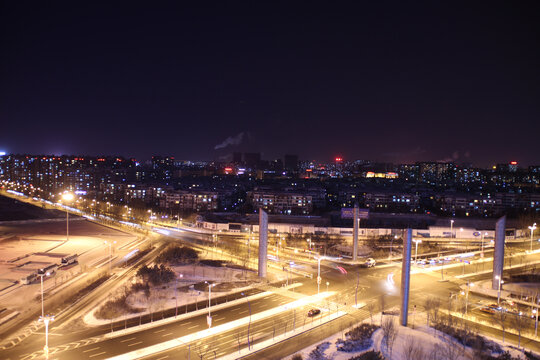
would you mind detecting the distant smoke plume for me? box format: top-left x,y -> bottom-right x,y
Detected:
214,132 -> 244,150
438,150 -> 460,163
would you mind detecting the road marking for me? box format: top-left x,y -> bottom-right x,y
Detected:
188,324 -> 198,329
127,341 -> 143,347
162,332 -> 174,337
120,337 -> 137,342
153,329 -> 165,333
183,321 -> 191,325
82,347 -> 100,353
238,310 -> 248,314
155,356 -> 169,360
89,351 -> 107,358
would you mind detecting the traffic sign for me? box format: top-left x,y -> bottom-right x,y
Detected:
473,232 -> 481,237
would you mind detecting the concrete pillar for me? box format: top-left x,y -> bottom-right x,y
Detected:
400,229 -> 412,326
492,216 -> 506,290
353,205 -> 359,261
258,209 -> 268,278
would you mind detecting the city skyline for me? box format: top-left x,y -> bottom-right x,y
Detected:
1,2 -> 539,166
0,151 -> 535,168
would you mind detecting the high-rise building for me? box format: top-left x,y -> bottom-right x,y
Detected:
284,154 -> 299,171
244,153 -> 261,169
232,152 -> 242,164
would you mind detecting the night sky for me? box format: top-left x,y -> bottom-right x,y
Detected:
1,2 -> 539,166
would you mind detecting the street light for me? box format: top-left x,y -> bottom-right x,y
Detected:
175,274 -> 183,318
495,275 -> 504,305
533,297 -> 539,337
39,314 -> 54,358
104,240 -> 116,274
413,239 -> 422,264
317,257 -> 322,295
389,235 -> 398,260
529,223 -> 537,252
205,281 -> 215,328
450,220 -> 454,238
307,238 -> 312,259
61,192 -> 74,241
326,281 -> 329,293
464,281 -> 474,314
481,232 -> 488,258
38,272 -> 50,318
241,292 -> 252,350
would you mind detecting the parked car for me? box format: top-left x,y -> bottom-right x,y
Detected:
307,309 -> 321,317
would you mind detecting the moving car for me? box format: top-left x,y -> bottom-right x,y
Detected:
307,309 -> 321,317
479,304 -> 500,314
364,258 -> 376,268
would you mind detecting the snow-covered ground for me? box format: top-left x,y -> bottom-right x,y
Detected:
284,308 -> 527,360
84,264 -> 260,326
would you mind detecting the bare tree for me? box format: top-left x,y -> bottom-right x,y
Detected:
492,309 -> 508,343
424,298 -> 433,326
381,316 -> 399,357
367,302 -> 375,325
379,295 -> 385,323
439,337 -> 463,360
511,312 -> 527,349
426,343 -> 441,360
403,336 -> 424,360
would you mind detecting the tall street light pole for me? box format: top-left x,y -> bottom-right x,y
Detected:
205,281 -> 215,328
38,272 -> 50,318
104,240 -> 116,274
317,257 -> 322,295
39,314 -> 54,358
496,275 -> 504,305
61,192 -> 74,241
413,239 -> 422,264
175,274 -> 183,318
481,232 -> 488,258
529,223 -> 537,252
534,297 -> 539,337
450,219 -> 454,238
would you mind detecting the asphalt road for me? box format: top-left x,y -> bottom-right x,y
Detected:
3,214 -> 540,360
4,292 -> 297,360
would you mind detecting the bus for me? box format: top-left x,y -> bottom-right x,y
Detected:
61,254 -> 78,266
37,264 -> 58,276
20,273 -> 37,285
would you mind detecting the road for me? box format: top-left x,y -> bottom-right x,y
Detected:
3,190 -> 540,359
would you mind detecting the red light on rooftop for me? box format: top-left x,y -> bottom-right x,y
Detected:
224,167 -> 233,172
510,161 -> 517,165
335,157 -> 343,162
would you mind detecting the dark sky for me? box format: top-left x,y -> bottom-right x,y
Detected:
1,1 -> 539,166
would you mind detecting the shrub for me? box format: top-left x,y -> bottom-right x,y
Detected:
156,245 -> 198,264
336,323 -> 380,352
348,350 -> 385,360
292,354 -> 303,360
434,323 -> 502,356
308,341 -> 330,360
136,264 -> 175,285
199,259 -> 223,267
94,294 -> 143,320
